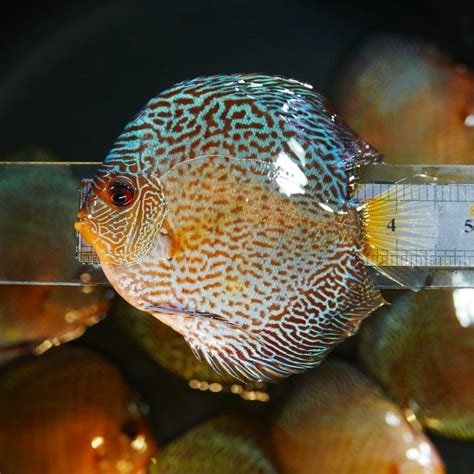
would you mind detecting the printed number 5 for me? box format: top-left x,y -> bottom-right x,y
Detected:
464,219 -> 473,233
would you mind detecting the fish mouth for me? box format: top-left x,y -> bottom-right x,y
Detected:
75,208 -> 85,227
74,211 -> 94,246
74,209 -> 123,265
74,218 -> 84,234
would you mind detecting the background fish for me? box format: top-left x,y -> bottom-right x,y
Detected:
271,360 -> 445,474
358,290 -> 474,440
0,148 -> 110,362
0,285 -> 110,361
76,74 -> 432,382
334,36 -> 474,165
148,415 -> 277,473
0,346 -> 157,473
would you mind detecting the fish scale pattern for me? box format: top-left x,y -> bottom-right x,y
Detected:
84,75 -> 385,381
100,75 -> 380,205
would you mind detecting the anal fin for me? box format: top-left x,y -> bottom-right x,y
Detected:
148,309 -> 301,383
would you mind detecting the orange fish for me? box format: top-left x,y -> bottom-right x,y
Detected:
359,289 -> 474,440
149,415 -> 276,473
0,285 -> 109,362
335,37 -> 474,441
335,35 -> 474,165
271,360 -> 445,474
0,346 -> 157,473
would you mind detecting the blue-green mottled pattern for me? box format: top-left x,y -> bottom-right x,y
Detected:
83,75 -> 385,382
96,75 -> 380,206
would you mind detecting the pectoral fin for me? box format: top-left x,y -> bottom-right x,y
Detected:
145,304 -> 226,321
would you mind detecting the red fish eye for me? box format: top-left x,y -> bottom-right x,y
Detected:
108,181 -> 135,207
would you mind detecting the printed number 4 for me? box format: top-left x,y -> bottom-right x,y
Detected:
386,218 -> 396,232
465,219 -> 473,233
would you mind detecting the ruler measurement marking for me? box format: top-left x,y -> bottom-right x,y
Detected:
77,179 -> 100,265
357,183 -> 474,268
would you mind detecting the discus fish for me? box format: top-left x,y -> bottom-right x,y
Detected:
0,346 -> 157,474
0,285 -> 109,362
335,36 -> 474,165
358,290 -> 474,440
75,74 -> 428,382
271,360 -> 445,474
149,415 -> 276,474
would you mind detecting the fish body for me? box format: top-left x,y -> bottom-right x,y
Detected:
76,75 -> 386,382
335,36 -> 474,165
0,346 -> 157,473
149,415 -> 276,474
115,301 -> 237,385
359,290 -> 474,440
115,301 -> 273,400
272,360 -> 445,474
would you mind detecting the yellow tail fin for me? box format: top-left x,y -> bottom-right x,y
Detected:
360,184 -> 438,285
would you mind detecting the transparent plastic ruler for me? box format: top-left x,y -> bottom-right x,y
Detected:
3,162 -> 474,288
354,180 -> 474,289
78,179 -> 474,290
356,183 -> 474,267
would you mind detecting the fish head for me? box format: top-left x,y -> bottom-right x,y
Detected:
75,162 -> 168,266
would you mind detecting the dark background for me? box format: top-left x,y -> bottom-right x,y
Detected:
0,1 -> 473,472
1,0 -> 474,163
